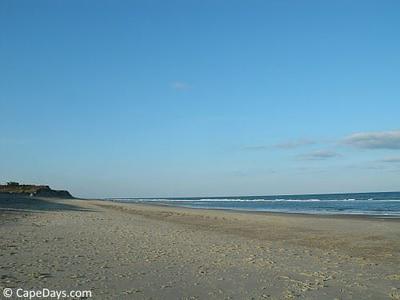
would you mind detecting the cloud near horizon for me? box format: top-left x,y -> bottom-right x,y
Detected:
343,130 -> 400,150
274,139 -> 315,149
242,130 -> 400,164
243,138 -> 315,151
242,145 -> 269,151
379,157 -> 400,163
297,150 -> 340,161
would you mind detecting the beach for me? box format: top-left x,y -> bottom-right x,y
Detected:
1,195 -> 400,299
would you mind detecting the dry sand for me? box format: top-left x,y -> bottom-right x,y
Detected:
1,194 -> 400,299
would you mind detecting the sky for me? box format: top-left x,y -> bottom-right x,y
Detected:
1,0 -> 399,198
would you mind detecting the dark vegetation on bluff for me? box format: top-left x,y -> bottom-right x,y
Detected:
0,182 -> 73,198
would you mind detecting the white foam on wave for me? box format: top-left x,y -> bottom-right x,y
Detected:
111,198 -> 400,203
119,198 -> 323,202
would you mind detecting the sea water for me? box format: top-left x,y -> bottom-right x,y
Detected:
110,192 -> 400,217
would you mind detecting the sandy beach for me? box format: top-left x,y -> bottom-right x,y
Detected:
1,195 -> 400,299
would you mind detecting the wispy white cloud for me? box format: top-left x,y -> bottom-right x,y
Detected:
378,156 -> 400,163
343,130 -> 400,150
171,81 -> 191,91
242,129 -> 400,158
345,156 -> 400,172
242,138 -> 315,152
274,139 -> 315,149
297,150 -> 340,161
242,145 -> 269,151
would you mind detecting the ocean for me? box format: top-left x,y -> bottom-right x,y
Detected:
110,191 -> 400,217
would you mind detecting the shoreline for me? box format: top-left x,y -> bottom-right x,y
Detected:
102,198 -> 400,221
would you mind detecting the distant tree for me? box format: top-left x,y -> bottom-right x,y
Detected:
6,181 -> 19,186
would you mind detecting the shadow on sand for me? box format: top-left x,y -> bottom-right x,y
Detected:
0,194 -> 92,214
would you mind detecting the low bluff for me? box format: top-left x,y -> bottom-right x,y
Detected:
0,182 -> 74,199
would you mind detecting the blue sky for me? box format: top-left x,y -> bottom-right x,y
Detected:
1,0 -> 399,198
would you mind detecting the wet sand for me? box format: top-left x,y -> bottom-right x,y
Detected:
1,195 -> 400,299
